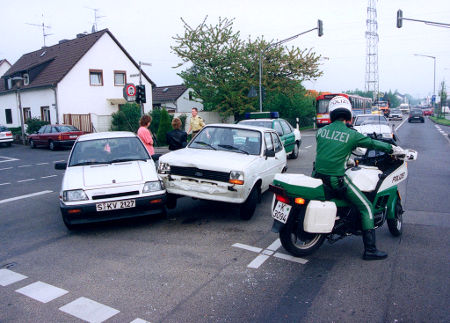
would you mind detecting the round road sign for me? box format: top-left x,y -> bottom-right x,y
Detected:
126,84 -> 136,97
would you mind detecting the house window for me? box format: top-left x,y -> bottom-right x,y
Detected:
5,109 -> 13,124
23,108 -> 31,123
7,79 -> 12,90
41,106 -> 51,123
114,71 -> 126,86
23,74 -> 30,86
89,69 -> 103,86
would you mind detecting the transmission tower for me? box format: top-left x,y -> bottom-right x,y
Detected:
365,0 -> 379,100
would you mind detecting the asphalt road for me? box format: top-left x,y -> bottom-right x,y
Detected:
0,118 -> 449,323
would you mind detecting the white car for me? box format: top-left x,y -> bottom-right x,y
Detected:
353,114 -> 395,141
55,132 -> 166,229
0,125 -> 13,147
158,124 -> 287,220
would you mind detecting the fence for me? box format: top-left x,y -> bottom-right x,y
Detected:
63,114 -> 93,133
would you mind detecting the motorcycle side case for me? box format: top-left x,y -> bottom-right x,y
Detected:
304,200 -> 337,233
272,173 -> 326,200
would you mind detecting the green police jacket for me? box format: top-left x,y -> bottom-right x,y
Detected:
315,121 -> 393,176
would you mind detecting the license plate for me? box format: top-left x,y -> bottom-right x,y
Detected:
96,199 -> 135,212
272,201 -> 292,224
69,135 -> 77,139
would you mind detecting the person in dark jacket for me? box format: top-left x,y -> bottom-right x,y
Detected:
166,117 -> 187,151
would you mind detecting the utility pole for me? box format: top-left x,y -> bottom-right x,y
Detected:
365,0 -> 379,102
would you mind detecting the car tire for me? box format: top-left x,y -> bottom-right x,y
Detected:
166,194 -> 177,209
289,142 -> 299,160
49,140 -> 56,151
239,185 -> 259,220
30,140 -> 36,149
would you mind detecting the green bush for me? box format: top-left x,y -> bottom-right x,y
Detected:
178,114 -> 188,131
26,118 -> 49,134
8,127 -> 23,136
150,109 -> 162,135
111,103 -> 141,132
157,109 -> 172,146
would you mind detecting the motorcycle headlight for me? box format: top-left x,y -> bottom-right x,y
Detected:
229,170 -> 244,185
158,162 -> 171,174
63,189 -> 88,202
143,181 -> 164,193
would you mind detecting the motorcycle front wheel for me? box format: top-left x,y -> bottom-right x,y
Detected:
279,207 -> 325,257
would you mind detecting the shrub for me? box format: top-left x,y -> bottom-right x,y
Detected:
178,114 -> 188,131
8,127 -> 23,136
156,109 -> 172,146
26,117 -> 49,134
111,103 -> 141,132
150,109 -> 162,135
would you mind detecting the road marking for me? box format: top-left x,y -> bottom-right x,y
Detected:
233,239 -> 308,268
54,160 -> 66,163
305,145 -> 312,149
130,319 -> 150,323
60,297 -> 120,323
0,182 -> 11,186
0,167 -> 13,171
0,269 -> 28,286
18,165 -> 32,168
36,162 -> 49,165
0,190 -> 53,204
41,175 -> 58,179
17,178 -> 35,183
0,156 -> 19,163
395,118 -> 408,131
16,281 -> 68,303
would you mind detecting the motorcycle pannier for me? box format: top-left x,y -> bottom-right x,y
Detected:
304,200 -> 337,233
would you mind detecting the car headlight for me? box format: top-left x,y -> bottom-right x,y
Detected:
229,170 -> 244,185
63,189 -> 88,202
158,162 -> 171,174
143,181 -> 164,193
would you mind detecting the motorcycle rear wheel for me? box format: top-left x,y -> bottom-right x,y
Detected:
279,208 -> 325,257
387,198 -> 403,237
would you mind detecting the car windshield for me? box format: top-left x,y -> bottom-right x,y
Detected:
189,126 -> 261,155
354,115 -> 388,126
391,109 -> 401,114
0,126 -> 8,132
411,109 -> 422,115
56,125 -> 79,132
69,137 -> 150,166
238,120 -> 272,129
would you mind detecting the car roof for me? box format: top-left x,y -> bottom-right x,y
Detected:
77,131 -> 137,142
355,114 -> 386,118
205,123 -> 276,133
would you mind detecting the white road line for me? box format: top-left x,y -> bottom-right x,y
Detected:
41,175 -> 58,179
395,118 -> 408,131
16,281 -> 68,304
247,254 -> 270,269
266,238 -> 282,251
0,167 -> 13,171
36,162 -> 49,165
130,319 -> 150,323
0,156 -> 19,163
232,243 -> 262,253
18,165 -> 32,168
0,190 -> 53,205
305,145 -> 312,149
59,297 -> 120,323
0,182 -> 11,186
0,269 -> 28,286
273,252 -> 308,264
54,160 -> 66,163
17,178 -> 35,183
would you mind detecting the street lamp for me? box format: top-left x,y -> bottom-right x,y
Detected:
258,20 -> 323,112
11,76 -> 27,145
414,54 -> 436,107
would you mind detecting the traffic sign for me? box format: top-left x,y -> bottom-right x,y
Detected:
123,83 -> 136,102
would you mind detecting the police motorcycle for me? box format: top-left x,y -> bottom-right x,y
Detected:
269,138 -> 418,257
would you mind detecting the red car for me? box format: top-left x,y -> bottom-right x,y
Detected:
423,108 -> 434,116
29,124 -> 84,150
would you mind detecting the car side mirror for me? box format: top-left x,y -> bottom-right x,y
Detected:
265,149 -> 275,157
54,162 -> 67,170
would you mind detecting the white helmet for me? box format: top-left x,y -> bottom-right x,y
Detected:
329,96 -> 352,122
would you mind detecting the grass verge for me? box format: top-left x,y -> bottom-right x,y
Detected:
430,116 -> 450,126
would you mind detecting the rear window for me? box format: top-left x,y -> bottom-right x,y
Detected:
0,126 -> 8,132
56,125 -> 79,132
238,120 -> 273,129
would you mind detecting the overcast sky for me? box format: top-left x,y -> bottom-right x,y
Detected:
1,0 -> 449,98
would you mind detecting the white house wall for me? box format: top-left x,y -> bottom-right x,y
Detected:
176,89 -> 203,113
0,61 -> 12,77
57,32 -> 153,129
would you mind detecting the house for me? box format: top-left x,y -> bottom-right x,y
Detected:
0,29 -> 155,132
152,84 -> 203,113
0,59 -> 12,77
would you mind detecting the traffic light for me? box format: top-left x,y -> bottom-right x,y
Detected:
318,19 -> 323,37
136,85 -> 146,104
397,10 -> 403,28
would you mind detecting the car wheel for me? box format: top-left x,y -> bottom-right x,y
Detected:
49,140 -> 56,151
289,142 -> 299,159
166,194 -> 177,209
239,185 -> 259,220
30,140 -> 36,149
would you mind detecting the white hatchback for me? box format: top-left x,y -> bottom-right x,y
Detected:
158,124 -> 287,220
55,132 -> 166,229
353,114 -> 395,141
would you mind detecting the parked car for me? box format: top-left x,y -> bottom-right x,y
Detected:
388,108 -> 403,121
54,132 -> 166,229
408,109 -> 425,123
158,124 -> 287,220
237,112 -> 301,159
353,114 -> 395,140
28,124 -> 84,150
0,125 -> 13,147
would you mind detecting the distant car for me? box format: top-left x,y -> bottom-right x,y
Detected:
388,109 -> 403,121
422,107 -> 433,116
238,112 -> 301,159
0,125 -> 13,147
353,114 -> 395,140
399,104 -> 410,114
158,124 -> 287,220
408,109 -> 425,123
29,124 -> 84,150
54,131 -> 166,229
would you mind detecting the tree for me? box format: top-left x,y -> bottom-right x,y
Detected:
439,80 -> 447,117
171,17 -> 322,118
156,109 -> 172,146
111,103 -> 141,132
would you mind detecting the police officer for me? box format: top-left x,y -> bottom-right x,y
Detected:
314,96 -> 402,260
188,107 -> 205,136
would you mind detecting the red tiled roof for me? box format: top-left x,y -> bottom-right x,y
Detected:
152,85 -> 187,103
0,29 -> 155,93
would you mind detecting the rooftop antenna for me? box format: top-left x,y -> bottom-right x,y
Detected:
26,14 -> 52,47
85,7 -> 105,32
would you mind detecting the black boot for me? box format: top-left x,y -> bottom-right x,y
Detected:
362,229 -> 388,260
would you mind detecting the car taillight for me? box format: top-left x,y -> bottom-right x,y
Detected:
276,194 -> 290,204
6,132 -> 12,137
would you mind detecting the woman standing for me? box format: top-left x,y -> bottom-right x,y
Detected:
166,117 -> 187,151
137,115 -> 154,156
